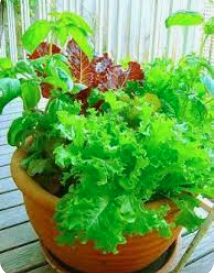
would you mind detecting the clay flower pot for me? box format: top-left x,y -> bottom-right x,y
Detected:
11,148 -> 182,273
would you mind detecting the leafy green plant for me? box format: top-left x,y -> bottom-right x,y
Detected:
166,11 -> 214,56
165,11 -> 204,27
53,93 -> 212,252
22,11 -> 94,57
0,11 -> 213,254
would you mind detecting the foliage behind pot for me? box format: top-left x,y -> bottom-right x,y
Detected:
0,11 -> 214,254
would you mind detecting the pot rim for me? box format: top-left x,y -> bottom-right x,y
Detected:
11,148 -> 178,213
11,148 -> 58,211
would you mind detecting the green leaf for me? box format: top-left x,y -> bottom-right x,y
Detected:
8,111 -> 43,148
51,11 -> 93,46
44,68 -> 74,92
181,55 -> 214,78
54,145 -> 74,168
14,60 -> 36,77
22,20 -> 52,53
21,80 -> 41,110
201,76 -> 214,97
7,117 -> 24,146
116,195 -> 137,223
22,157 -> 52,176
73,83 -> 88,94
57,231 -> 76,246
0,78 -> 21,113
44,55 -> 74,92
88,88 -> 104,105
119,177 -> 137,190
54,25 -> 70,46
45,95 -> 77,118
204,17 -> 214,35
176,208 -> 204,232
69,26 -> 94,59
43,76 -> 67,91
188,187 -> 214,199
158,220 -> 172,238
165,11 -> 204,28
0,57 -> 13,70
175,197 -> 204,232
60,12 -> 93,35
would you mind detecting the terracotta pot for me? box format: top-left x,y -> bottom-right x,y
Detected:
11,148 -> 182,273
41,236 -> 182,273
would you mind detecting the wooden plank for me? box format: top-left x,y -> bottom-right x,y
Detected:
181,224 -> 214,264
0,241 -> 46,273
0,136 -> 7,146
128,0 -> 141,60
0,145 -> 15,156
1,107 -> 23,115
2,105 -> 23,113
0,165 -> 11,179
1,100 -> 45,116
0,205 -> 28,230
27,228 -> 213,273
0,222 -> 37,253
0,17 -> 6,57
1,102 -> 45,117
182,252 -> 214,273
0,110 -> 22,118
116,0 -> 130,62
0,177 -> 17,194
6,0 -> 18,63
0,112 -> 21,122
0,153 -> 11,166
139,1 -> 154,62
0,227 -> 213,273
0,128 -> 8,137
0,213 -> 212,273
1,98 -> 22,107
28,265 -> 55,273
0,190 -> 23,211
0,120 -> 13,130
20,0 -> 31,58
2,101 -> 22,109
150,0 -> 158,61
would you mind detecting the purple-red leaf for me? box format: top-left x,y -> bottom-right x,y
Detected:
91,54 -> 114,91
66,40 -> 96,88
41,82 -> 53,98
66,40 -> 145,111
28,42 -> 61,59
29,40 -> 145,102
107,61 -> 145,90
67,41 -> 144,92
28,42 -> 61,98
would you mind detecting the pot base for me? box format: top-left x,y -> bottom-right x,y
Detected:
41,236 -> 181,273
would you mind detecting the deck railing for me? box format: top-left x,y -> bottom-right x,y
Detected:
0,0 -> 213,63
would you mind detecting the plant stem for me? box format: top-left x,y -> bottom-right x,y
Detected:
205,98 -> 214,105
49,29 -> 53,56
199,34 -> 209,57
49,39 -> 53,56
0,0 -> 5,48
203,62 -> 214,79
172,208 -> 214,273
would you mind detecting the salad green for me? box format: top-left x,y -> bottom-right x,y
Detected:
0,10 -> 213,253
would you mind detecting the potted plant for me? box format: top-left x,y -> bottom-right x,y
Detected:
0,11 -> 213,273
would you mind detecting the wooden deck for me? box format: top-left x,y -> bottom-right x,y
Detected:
0,99 -> 214,273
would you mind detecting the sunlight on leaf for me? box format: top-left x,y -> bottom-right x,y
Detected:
165,11 -> 204,28
22,20 -> 52,53
204,17 -> 214,35
201,76 -> 214,97
21,80 -> 41,110
0,78 -> 21,113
